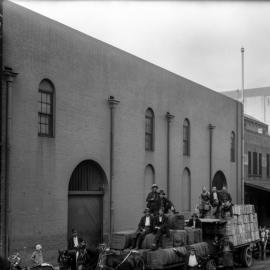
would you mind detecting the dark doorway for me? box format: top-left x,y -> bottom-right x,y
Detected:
68,160 -> 107,248
212,170 -> 227,190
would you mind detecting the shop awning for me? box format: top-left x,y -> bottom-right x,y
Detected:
245,180 -> 270,193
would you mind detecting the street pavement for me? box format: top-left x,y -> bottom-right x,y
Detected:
237,258 -> 270,270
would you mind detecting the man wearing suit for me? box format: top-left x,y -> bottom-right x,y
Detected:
185,246 -> 203,270
132,208 -> 154,249
219,186 -> 233,218
159,190 -> 176,214
174,246 -> 203,270
146,184 -> 161,215
187,213 -> 202,229
152,208 -> 169,250
68,229 -> 83,270
210,186 -> 220,218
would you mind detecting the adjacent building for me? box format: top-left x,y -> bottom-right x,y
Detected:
0,1 -> 242,263
244,115 -> 270,226
223,87 -> 270,133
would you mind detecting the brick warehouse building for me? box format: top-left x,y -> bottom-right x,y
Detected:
1,1 -> 242,263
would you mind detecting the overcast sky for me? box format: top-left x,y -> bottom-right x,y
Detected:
12,0 -> 270,92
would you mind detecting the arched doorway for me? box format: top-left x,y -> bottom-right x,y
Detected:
181,168 -> 191,212
68,160 -> 107,248
212,170 -> 227,190
144,165 -> 155,207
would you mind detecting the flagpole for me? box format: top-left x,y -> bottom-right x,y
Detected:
241,46 -> 245,204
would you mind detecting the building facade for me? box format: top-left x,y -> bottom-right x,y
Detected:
244,116 -> 270,226
1,1 -> 242,263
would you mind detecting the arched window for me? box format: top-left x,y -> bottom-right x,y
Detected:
38,79 -> 54,137
183,119 -> 190,156
145,108 -> 154,151
182,168 -> 191,212
230,131 -> 235,162
212,170 -> 227,190
69,160 -> 106,192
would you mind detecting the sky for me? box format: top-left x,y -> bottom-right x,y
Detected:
12,0 -> 270,92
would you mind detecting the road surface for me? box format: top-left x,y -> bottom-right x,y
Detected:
237,258 -> 270,270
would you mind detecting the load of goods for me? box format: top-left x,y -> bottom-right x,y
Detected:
106,206 -> 260,270
110,215 -> 207,269
225,205 -> 260,246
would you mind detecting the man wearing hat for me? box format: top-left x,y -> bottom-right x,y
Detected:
185,246 -> 202,270
152,208 -> 169,250
68,229 -> 83,270
68,229 -> 83,250
132,208 -> 154,249
187,213 -> 202,229
159,190 -> 176,214
174,246 -> 202,270
219,186 -> 233,219
146,184 -> 161,215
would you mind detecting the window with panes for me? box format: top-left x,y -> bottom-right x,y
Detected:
145,108 -> 154,151
259,153 -> 262,176
38,79 -> 54,137
183,119 -> 190,156
230,131 -> 235,162
253,152 -> 258,175
267,154 -> 270,178
248,151 -> 252,176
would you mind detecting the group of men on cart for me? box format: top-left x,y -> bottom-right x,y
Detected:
198,185 -> 233,219
132,184 -> 175,250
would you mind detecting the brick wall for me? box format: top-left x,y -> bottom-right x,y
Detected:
3,1 -> 242,264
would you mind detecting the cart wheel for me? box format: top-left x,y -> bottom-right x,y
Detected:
241,245 -> 253,267
206,259 -> 216,270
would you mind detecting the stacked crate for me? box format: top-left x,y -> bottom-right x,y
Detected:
110,230 -> 136,249
184,227 -> 203,245
224,204 -> 260,246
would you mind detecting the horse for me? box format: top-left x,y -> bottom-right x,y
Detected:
96,249 -> 145,270
58,250 -> 73,270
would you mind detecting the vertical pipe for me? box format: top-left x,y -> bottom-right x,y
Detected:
166,112 -> 174,199
0,0 -> 4,256
0,84 -> 6,257
108,96 -> 119,240
241,47 -> 245,204
1,68 -> 17,257
208,124 -> 215,190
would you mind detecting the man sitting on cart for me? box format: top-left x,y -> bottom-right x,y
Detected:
132,207 -> 154,249
187,213 -> 202,229
210,186 -> 220,218
199,186 -> 211,218
219,186 -> 233,218
152,207 -> 169,250
146,184 -> 161,215
159,190 -> 176,214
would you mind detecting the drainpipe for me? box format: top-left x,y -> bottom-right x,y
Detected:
208,124 -> 215,190
166,112 -> 174,199
0,0 -> 3,256
1,67 -> 18,257
107,96 -> 119,240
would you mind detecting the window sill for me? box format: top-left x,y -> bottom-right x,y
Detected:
38,133 -> 54,138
